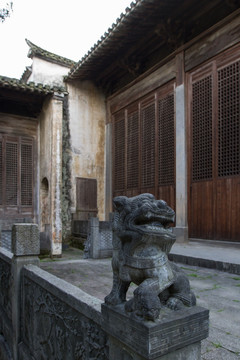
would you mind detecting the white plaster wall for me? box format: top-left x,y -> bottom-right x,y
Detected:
28,57 -> 69,87
38,96 -> 63,256
67,80 -> 106,220
38,98 -> 53,232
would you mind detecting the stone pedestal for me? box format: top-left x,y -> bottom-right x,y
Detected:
11,224 -> 40,360
102,304 -> 209,360
90,217 -> 100,259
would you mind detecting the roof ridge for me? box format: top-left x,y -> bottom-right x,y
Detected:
25,39 -> 76,68
68,0 -> 142,78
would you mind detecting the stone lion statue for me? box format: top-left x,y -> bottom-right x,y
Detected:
105,193 -> 196,321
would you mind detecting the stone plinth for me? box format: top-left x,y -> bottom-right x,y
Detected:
11,224 -> 40,360
102,304 -> 209,360
12,224 -> 40,256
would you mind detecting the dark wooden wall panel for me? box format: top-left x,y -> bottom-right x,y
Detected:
189,182 -> 214,239
76,178 -> 98,220
158,185 -> 175,213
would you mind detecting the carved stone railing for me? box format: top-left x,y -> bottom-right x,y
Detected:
0,219 -> 209,360
19,265 -> 108,360
73,217 -> 113,259
0,247 -> 13,359
0,224 -> 109,360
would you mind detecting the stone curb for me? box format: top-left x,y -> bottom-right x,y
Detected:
168,253 -> 240,275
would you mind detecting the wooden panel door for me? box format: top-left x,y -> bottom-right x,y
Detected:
215,59 -> 240,240
76,178 -> 98,219
188,68 -> 214,239
188,49 -> 240,241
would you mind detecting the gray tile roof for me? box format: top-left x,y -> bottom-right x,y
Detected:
0,75 -> 67,95
26,39 -> 76,68
68,0 -> 140,79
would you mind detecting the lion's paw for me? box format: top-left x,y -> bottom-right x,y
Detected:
105,292 -> 124,305
166,297 -> 184,310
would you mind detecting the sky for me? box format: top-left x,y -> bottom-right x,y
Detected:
0,0 -> 132,79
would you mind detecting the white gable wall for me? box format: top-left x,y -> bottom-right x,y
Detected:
28,57 -> 69,87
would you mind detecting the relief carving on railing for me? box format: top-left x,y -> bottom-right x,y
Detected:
0,259 -> 12,320
22,277 -> 109,360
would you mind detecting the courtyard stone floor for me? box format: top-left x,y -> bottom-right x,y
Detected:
40,247 -> 240,360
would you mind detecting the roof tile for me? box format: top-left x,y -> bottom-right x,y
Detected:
26,39 -> 76,68
0,75 -> 67,95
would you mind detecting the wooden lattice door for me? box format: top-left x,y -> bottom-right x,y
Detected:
188,48 -> 240,241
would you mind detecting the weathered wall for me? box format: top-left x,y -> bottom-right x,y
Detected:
61,96 -> 72,242
38,95 -> 63,256
67,80 -> 106,221
28,57 -> 69,87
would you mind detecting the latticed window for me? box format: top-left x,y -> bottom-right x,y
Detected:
192,75 -> 213,181
189,48 -> 240,241
158,94 -> 175,186
113,111 -> 125,191
191,58 -> 240,182
0,135 -> 33,208
21,144 -> 33,206
141,102 -> 155,187
218,61 -> 240,178
6,142 -> 18,205
127,109 -> 139,189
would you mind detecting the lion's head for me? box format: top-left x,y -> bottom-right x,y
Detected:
113,193 -> 175,241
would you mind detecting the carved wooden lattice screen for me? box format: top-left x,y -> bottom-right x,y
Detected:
6,141 -> 18,205
0,135 -> 33,211
113,111 -> 125,193
141,100 -> 155,188
158,93 -> 175,186
192,75 -> 213,182
218,61 -> 240,178
112,82 -> 175,204
127,107 -> 139,189
189,48 -> 240,241
21,143 -> 33,206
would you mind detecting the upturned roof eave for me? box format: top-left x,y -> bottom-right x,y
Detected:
26,39 -> 76,69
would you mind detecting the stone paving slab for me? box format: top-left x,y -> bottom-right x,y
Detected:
40,247 -> 240,360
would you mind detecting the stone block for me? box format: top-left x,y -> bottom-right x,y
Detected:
11,224 -> 40,256
102,304 -> 209,360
